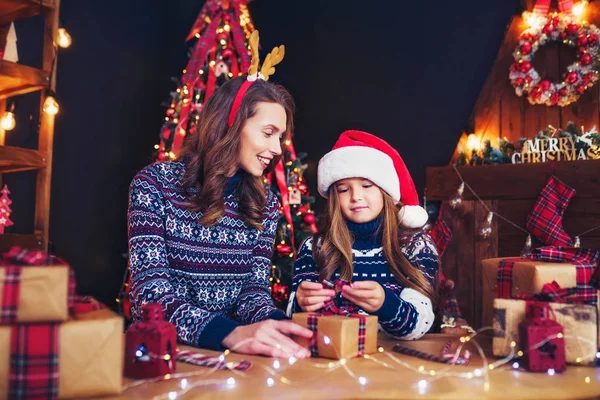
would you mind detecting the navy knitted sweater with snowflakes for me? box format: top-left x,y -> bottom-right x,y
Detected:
288,217 -> 438,340
128,160 -> 286,350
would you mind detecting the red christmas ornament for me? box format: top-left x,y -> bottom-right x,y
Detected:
521,33 -> 533,42
520,61 -> 532,73
566,71 -> 578,84
577,85 -> 587,94
589,33 -> 598,45
559,88 -> 568,97
124,304 -> 177,379
539,80 -> 551,91
560,32 -> 568,40
530,87 -> 543,100
271,282 -> 289,304
583,72 -> 595,83
551,16 -> 560,26
550,92 -> 560,105
520,42 -> 532,55
216,32 -> 229,43
524,75 -> 533,84
515,77 -> 524,86
297,204 -> 309,214
221,48 -> 234,59
577,34 -> 588,46
276,243 -> 292,257
166,108 -> 176,117
303,213 -> 316,224
580,53 -> 592,65
518,303 -> 566,373
542,24 -> 554,35
567,23 -> 580,35
511,62 -> 520,73
298,183 -> 308,193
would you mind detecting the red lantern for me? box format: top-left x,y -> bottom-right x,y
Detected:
124,304 -> 177,379
518,303 -> 566,373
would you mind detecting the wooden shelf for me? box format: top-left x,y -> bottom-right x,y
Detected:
0,60 -> 48,99
0,233 -> 42,251
0,0 -> 55,25
0,145 -> 45,172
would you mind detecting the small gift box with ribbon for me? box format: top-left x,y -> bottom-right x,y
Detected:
492,281 -> 598,364
292,279 -> 378,360
124,303 -> 177,379
0,298 -> 124,398
482,246 -> 599,329
0,246 -> 76,324
519,302 -> 566,373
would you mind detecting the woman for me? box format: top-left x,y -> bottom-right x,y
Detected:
128,71 -> 312,358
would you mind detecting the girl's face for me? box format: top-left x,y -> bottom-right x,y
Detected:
335,178 -> 384,223
238,102 -> 286,176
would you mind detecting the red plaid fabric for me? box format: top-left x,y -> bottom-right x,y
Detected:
516,281 -> 579,303
1,266 -> 21,324
9,323 -> 60,399
496,258 -> 522,299
182,13 -> 221,85
526,176 -> 575,247
529,246 -> 599,304
439,274 -> 464,319
430,212 -> 452,258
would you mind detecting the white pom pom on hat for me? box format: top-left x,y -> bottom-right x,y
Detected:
317,130 -> 428,228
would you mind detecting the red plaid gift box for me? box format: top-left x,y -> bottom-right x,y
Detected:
482,246 -> 599,328
0,302 -> 123,398
0,247 -> 76,324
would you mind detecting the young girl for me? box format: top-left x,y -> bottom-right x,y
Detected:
288,130 -> 438,340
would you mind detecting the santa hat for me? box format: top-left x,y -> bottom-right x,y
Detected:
317,130 -> 428,228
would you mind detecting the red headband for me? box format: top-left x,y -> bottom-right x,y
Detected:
227,79 -> 257,127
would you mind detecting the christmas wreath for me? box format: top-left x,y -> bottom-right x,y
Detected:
510,13 -> 600,107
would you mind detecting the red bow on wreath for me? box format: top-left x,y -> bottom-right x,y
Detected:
532,0 -> 573,16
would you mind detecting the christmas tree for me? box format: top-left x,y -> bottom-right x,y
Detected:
0,185 -> 14,234
267,142 -> 317,309
154,0 -> 255,161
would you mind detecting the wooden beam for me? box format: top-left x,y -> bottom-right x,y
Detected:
0,0 -> 55,25
426,160 -> 600,201
0,145 -> 45,172
0,61 -> 49,100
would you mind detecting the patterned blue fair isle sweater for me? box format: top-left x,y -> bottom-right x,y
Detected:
288,217 -> 438,340
128,160 -> 286,350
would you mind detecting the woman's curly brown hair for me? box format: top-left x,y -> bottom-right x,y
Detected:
180,76 -> 295,230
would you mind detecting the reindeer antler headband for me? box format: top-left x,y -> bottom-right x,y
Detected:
227,30 -> 285,127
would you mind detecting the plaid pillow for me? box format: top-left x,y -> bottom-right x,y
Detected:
526,176 -> 575,247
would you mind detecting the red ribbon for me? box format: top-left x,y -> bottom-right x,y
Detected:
515,280 -> 581,303
532,0 -> 573,16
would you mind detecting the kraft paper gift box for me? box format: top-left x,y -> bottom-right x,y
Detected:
481,257 -> 599,328
492,298 -> 598,364
0,308 -> 124,399
0,249 -> 74,324
292,312 -> 378,360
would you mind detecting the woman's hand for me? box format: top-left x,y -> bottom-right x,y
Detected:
221,319 -> 313,358
341,280 -> 385,313
296,281 -> 336,312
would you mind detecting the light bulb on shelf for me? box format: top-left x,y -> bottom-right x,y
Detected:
43,94 -> 59,115
0,111 -> 15,131
56,27 -> 72,48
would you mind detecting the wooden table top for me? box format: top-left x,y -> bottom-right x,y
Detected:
113,334 -> 600,400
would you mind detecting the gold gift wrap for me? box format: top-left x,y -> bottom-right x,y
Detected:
481,257 -> 600,328
292,312 -> 378,359
0,265 -> 70,323
0,309 -> 124,399
492,298 -> 598,364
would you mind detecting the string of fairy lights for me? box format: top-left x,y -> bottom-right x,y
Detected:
0,12 -> 72,131
120,327 -> 600,398
448,165 -> 600,251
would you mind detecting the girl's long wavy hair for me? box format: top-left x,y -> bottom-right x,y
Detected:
180,76 -> 295,230
313,185 -> 437,304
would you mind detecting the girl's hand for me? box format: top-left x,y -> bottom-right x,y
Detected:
296,281 -> 336,312
222,319 -> 313,358
341,280 -> 385,313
